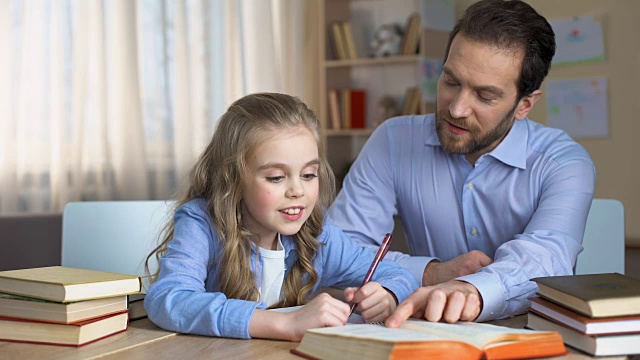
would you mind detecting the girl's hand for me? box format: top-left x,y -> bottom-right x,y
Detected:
344,282 -> 397,323
282,293 -> 349,341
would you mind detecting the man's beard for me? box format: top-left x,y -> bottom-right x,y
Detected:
435,101 -> 518,155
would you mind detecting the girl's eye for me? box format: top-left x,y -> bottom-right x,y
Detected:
302,173 -> 318,181
266,176 -> 284,183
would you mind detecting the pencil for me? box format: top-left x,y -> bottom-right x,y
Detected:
349,233 -> 393,315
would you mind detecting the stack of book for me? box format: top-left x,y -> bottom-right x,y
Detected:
528,273 -> 640,357
0,266 -> 141,346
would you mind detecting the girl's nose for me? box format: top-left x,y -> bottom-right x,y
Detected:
286,179 -> 304,198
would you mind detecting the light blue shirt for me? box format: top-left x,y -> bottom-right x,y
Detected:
145,199 -> 418,339
328,114 -> 595,321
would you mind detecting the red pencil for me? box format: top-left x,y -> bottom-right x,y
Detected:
349,233 -> 393,315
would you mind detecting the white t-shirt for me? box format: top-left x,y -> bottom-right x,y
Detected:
258,235 -> 285,307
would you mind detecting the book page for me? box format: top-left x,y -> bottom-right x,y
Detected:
400,320 -> 550,349
309,324 -> 445,342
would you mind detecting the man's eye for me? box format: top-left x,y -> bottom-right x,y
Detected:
441,75 -> 458,87
477,93 -> 495,103
266,176 -> 284,183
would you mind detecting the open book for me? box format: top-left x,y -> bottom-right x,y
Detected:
292,319 -> 566,360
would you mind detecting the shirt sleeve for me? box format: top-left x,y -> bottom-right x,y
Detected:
144,204 -> 266,339
328,120 -> 438,284
458,158 -> 596,321
316,223 -> 419,303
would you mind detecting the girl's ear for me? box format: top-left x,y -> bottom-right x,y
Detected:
514,90 -> 541,121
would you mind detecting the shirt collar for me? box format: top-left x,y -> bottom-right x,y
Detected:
488,118 -> 528,169
280,234 -> 297,257
424,117 -> 529,169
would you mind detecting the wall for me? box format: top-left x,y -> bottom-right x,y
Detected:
456,0 -> 640,245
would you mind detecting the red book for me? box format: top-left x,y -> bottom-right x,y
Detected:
350,89 -> 366,129
0,310 -> 128,346
529,297 -> 640,335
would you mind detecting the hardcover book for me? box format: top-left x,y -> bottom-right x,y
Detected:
0,266 -> 141,303
0,292 -> 127,324
349,89 -> 366,129
128,293 -> 147,321
529,296 -> 640,335
0,310 -> 129,347
527,312 -> 640,357
532,273 -> 640,318
292,319 -> 566,360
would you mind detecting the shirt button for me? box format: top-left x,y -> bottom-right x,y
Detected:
467,183 -> 474,190
471,228 -> 478,236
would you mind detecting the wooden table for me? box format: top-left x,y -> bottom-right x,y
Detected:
0,316 -> 636,359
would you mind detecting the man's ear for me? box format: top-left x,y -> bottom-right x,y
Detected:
514,90 -> 542,120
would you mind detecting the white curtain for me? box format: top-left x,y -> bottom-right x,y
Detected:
0,0 -> 311,213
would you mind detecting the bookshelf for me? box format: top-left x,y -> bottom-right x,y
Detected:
318,0 -> 448,184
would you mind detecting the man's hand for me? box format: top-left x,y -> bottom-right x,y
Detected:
385,280 -> 482,328
422,250 -> 493,286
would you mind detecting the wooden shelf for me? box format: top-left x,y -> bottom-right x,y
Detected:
324,55 -> 420,68
318,0 -> 433,178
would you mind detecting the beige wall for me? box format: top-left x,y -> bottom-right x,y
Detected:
456,0 -> 640,245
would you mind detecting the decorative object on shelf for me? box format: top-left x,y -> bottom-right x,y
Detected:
373,95 -> 400,128
369,23 -> 404,57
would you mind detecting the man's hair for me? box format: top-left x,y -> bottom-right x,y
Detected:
444,0 -> 556,99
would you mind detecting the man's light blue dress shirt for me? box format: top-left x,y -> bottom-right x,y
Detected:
328,114 -> 595,321
145,199 -> 418,339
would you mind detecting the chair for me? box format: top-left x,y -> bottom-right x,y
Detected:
0,213 -> 62,271
574,199 -> 625,275
61,200 -> 175,292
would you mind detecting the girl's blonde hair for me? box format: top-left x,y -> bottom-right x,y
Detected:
146,93 -> 336,307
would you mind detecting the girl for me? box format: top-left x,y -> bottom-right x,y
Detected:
144,93 -> 418,341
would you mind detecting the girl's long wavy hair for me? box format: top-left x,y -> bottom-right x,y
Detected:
145,93 -> 336,307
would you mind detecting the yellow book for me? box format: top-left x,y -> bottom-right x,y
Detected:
330,22 -> 348,60
341,22 -> 358,59
0,310 -> 129,347
327,89 -> 342,130
0,292 -> 128,324
0,266 -> 141,303
341,89 -> 351,129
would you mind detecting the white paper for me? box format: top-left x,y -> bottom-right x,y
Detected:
546,77 -> 608,138
550,15 -> 605,65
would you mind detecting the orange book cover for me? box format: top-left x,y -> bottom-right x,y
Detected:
292,320 -> 566,360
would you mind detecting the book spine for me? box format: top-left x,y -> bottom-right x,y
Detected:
350,90 -> 366,129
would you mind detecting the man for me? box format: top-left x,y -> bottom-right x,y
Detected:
327,0 -> 595,325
